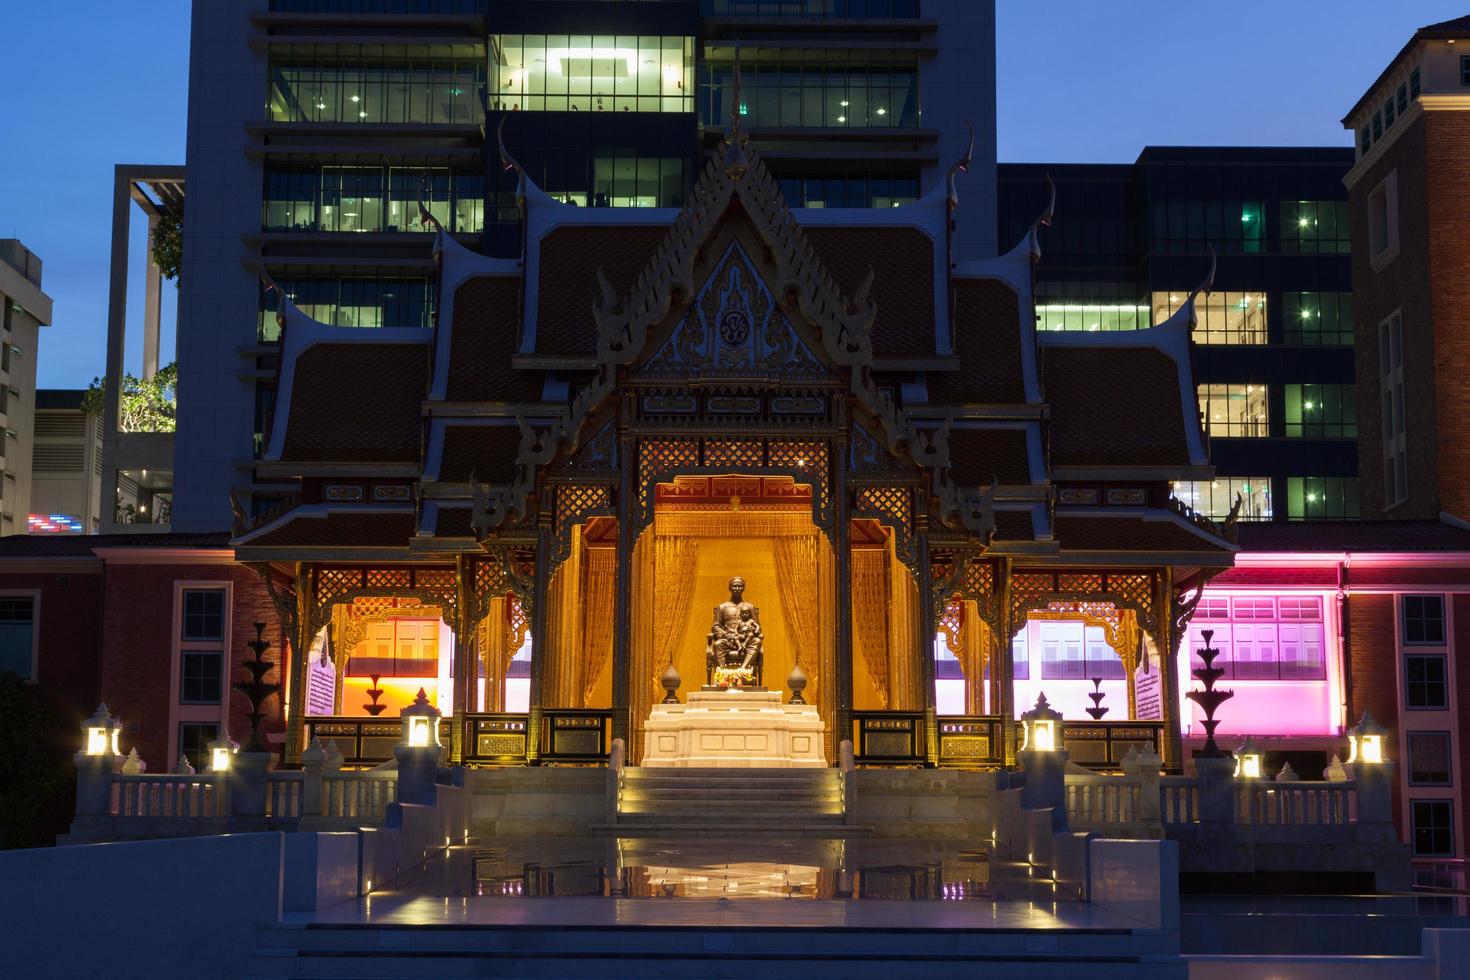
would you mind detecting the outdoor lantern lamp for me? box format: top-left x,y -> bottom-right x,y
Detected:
82,703 -> 121,757
1020,692 -> 1064,752
1234,735 -> 1263,779
208,731 -> 238,772
1347,710 -> 1388,765
401,687 -> 441,749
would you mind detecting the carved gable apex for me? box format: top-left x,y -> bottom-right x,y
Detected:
638,239 -> 828,378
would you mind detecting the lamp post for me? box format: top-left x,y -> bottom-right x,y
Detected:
1346,710 -> 1395,835
395,687 -> 443,805
70,704 -> 124,840
208,731 -> 238,772
1346,710 -> 1387,767
1018,692 -> 1068,830
1233,735 -> 1263,779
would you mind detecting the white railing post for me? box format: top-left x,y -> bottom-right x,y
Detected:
606,738 -> 625,825
840,739 -> 856,826
301,737 -> 327,817
1121,745 -> 1163,830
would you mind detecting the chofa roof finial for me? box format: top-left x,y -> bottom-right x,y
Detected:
723,44 -> 749,181
946,118 -> 975,209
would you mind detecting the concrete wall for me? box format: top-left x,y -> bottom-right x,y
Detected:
472,767 -> 607,837
0,832 -> 285,980
849,769 -> 992,839
173,0 -> 269,531
922,0 -> 997,260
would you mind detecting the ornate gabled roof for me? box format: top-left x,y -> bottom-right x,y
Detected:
1052,509 -> 1237,565
261,285 -> 430,471
234,504 -> 417,556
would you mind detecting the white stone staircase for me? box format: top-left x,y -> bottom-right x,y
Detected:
603,767 -> 857,837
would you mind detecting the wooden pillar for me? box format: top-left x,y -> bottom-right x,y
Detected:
1157,567 -> 1185,772
526,501 -> 553,764
996,559 -> 1017,767
285,561 -> 315,765
832,442 -> 853,752
450,553 -> 474,764
612,437 -> 636,749
915,511 -> 938,766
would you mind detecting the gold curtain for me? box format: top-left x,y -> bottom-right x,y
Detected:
477,595 -> 509,712
888,539 -> 919,709
851,548 -> 890,708
581,547 -> 617,705
772,532 -> 821,678
651,535 -> 699,676
957,600 -> 991,714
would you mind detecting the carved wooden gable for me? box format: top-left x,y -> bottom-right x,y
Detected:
637,240 -> 828,379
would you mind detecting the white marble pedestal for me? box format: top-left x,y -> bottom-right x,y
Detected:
642,689 -> 827,768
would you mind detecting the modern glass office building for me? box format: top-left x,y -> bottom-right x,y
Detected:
999,147 -> 1357,523
169,0 -> 997,530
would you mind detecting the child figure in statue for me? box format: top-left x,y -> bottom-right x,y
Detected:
706,575 -> 764,686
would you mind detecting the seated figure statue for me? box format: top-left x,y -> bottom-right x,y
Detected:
706,575 -> 763,686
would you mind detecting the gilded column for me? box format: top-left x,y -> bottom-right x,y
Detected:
832,441 -> 853,751
612,436 -> 636,749
285,561 -> 315,764
996,559 -> 1017,767
1157,567 -> 1184,771
915,510 -> 938,766
526,497 -> 553,765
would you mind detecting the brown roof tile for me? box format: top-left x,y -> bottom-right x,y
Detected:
804,226 -> 936,357
536,225 -> 668,357
947,428 -> 1033,486
1053,514 -> 1230,553
439,424 -> 521,484
994,510 -> 1035,542
446,277 -> 541,403
928,279 -> 1028,405
433,506 -> 475,539
1045,347 -> 1190,468
281,343 -> 427,464
247,510 -> 416,549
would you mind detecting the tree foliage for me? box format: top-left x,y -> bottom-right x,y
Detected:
80,362 -> 178,433
151,205 -> 183,282
0,673 -> 74,848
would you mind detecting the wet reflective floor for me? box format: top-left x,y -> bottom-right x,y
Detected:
469,838 -> 992,901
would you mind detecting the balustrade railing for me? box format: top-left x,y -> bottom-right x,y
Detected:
267,771 -> 303,819
1159,776 -> 1198,826
851,711 -> 925,765
938,715 -> 1002,768
1237,780 -> 1355,827
1066,777 -> 1139,829
541,710 -> 614,764
461,712 -> 530,765
322,772 -> 397,820
112,773 -> 227,819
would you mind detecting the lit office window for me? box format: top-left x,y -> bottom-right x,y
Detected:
1171,478 -> 1271,521
1284,385 -> 1356,437
775,169 -> 920,209
491,35 -> 694,113
1286,477 -> 1360,520
1283,292 -> 1352,345
1187,595 -> 1326,680
258,278 -> 436,341
1281,201 -> 1350,254
702,0 -> 919,16
268,54 -> 485,125
1197,384 -> 1268,438
1380,312 -> 1407,507
264,167 -> 480,234
1148,200 -> 1264,255
1034,303 -> 1149,332
1153,291 -> 1267,345
699,48 -> 919,129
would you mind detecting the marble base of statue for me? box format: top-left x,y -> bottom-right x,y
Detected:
642,689 -> 826,768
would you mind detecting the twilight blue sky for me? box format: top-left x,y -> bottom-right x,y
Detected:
0,1 -> 1462,389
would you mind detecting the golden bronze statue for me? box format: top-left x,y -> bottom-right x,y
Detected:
706,576 -> 764,686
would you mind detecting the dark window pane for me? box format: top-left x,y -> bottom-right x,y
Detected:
1408,732 -> 1452,786
183,589 -> 226,641
1404,595 -> 1446,645
1406,654 -> 1449,709
1412,800 -> 1455,857
178,722 -> 219,774
181,650 -> 223,704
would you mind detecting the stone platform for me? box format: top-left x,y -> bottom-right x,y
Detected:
642,689 -> 826,767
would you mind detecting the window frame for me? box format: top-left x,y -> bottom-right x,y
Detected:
0,590 -> 40,683
1407,731 -> 1453,787
169,581 -> 234,764
1411,799 -> 1456,857
1402,594 -> 1446,646
1367,172 -> 1400,271
1404,652 -> 1450,711
1380,309 -> 1407,508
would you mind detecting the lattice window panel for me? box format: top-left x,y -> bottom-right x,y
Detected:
855,486 -> 912,537
507,595 -> 530,650
703,440 -> 765,469
1058,574 -> 1104,594
474,559 -> 506,596
315,568 -> 360,608
1107,573 -> 1155,615
552,485 -> 614,567
365,569 -> 412,590
638,439 -> 700,516
416,569 -> 457,595
768,440 -> 829,510
937,599 -> 963,655
963,560 -> 995,599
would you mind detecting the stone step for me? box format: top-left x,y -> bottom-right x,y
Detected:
621,786 -> 841,800
592,821 -> 861,838
623,768 -> 837,779
619,802 -> 843,816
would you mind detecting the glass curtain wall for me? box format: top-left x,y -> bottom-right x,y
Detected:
1286,477 -> 1360,520
268,52 -> 485,124
1283,292 -> 1352,345
490,35 -> 694,113
1284,384 -> 1356,437
700,48 -> 919,128
264,167 -> 482,233
1197,384 -> 1268,438
258,278 -> 436,341
1172,477 -> 1272,520
1149,200 -> 1265,254
1153,291 -> 1267,345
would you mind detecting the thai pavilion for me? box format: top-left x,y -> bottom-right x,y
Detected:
232,110 -> 1238,772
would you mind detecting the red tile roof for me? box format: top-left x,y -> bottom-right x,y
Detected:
281,343 -> 427,464
1045,347 -> 1191,468
535,225 -> 668,357
929,279 -> 1028,405
446,277 -> 540,403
